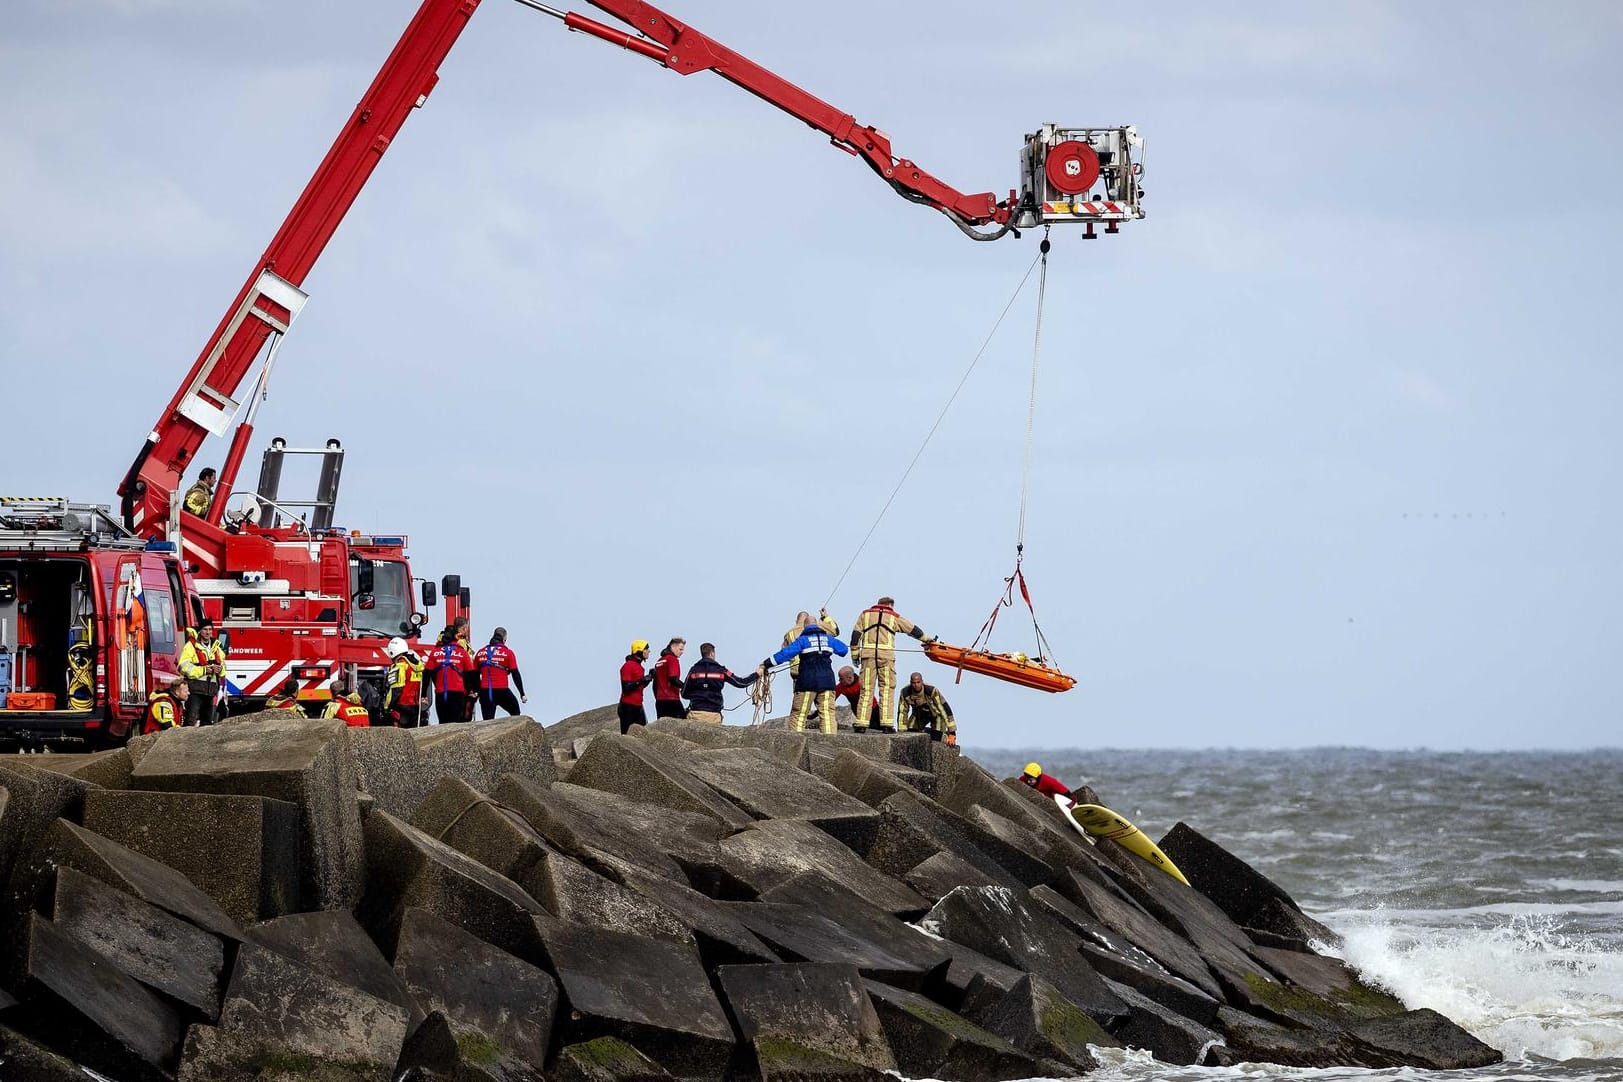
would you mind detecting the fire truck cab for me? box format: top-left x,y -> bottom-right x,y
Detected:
0,497 -> 196,749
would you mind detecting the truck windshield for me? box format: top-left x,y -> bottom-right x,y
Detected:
351,559 -> 412,637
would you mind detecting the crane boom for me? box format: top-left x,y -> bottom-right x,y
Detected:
118,0 -> 483,533
120,0 -> 1142,536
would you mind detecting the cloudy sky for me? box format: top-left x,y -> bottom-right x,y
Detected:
3,1 -> 1619,749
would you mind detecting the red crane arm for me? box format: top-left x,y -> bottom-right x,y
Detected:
540,0 -> 1011,226
119,0 -> 484,532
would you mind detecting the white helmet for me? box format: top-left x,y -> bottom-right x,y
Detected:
385,637 -> 409,660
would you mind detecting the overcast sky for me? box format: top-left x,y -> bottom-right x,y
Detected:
3,1 -> 1619,749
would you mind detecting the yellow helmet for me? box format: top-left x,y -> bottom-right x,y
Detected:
630,639 -> 651,654
1023,762 -> 1042,779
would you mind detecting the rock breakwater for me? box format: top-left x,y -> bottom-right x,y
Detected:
0,710 -> 1501,1080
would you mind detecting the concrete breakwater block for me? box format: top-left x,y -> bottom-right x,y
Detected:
395,907 -> 559,1078
861,978 -> 1046,1082
922,886 -> 1127,1025
538,920 -> 735,1080
719,819 -> 927,916
1102,977 -> 1221,1066
958,972 -> 1120,1072
553,1036 -> 674,1082
725,898 -> 947,994
358,809 -> 545,961
904,850 -> 1007,904
14,913 -> 182,1082
130,714 -> 363,910
50,866 -> 226,1018
568,734 -> 753,829
863,790 -> 1023,891
1159,821 -> 1341,949
466,715 -> 558,786
414,777 -> 695,946
494,775 -> 691,883
818,748 -> 937,806
247,910 -> 425,1034
646,716 -> 811,769
717,962 -> 896,1081
177,942 -> 409,1082
595,854 -> 781,967
0,764 -> 102,985
1050,866 -> 1223,1000
38,819 -> 241,942
681,747 -> 881,853
82,788 -> 300,925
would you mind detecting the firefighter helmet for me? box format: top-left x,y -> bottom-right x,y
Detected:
385,637 -> 409,660
1023,762 -> 1042,779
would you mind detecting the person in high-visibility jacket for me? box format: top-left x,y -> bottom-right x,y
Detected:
182,467 -> 217,518
178,621 -> 227,727
764,620 -> 848,735
384,637 -> 425,727
264,678 -> 303,713
321,675 -> 372,727
425,627 -> 476,725
848,597 -> 933,733
899,672 -> 957,744
142,679 -> 188,734
475,627 -> 527,719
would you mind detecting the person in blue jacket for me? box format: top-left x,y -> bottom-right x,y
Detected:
763,620 -> 849,735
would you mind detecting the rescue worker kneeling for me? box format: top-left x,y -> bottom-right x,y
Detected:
899,671 -> 957,744
143,679 -> 188,734
763,620 -> 849,735
321,675 -> 373,727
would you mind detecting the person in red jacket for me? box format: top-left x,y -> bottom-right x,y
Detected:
834,665 -> 878,719
476,627 -> 528,719
425,626 -> 476,725
1020,762 -> 1073,800
653,637 -> 687,719
618,639 -> 655,734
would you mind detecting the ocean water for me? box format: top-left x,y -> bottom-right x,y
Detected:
972,748 -> 1623,1082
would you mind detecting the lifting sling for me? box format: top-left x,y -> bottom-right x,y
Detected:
927,233 -> 1079,694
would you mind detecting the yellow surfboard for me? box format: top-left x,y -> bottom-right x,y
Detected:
1055,795 -> 1190,887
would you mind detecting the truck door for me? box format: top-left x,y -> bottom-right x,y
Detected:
114,559 -> 147,704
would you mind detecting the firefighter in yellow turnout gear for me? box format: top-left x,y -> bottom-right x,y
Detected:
848,598 -> 933,733
900,671 -> 957,744
178,620 -> 227,725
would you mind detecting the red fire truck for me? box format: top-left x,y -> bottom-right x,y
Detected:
0,499 -> 195,746
5,0 -> 1138,745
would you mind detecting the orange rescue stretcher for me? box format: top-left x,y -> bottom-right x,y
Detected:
923,641 -> 1077,694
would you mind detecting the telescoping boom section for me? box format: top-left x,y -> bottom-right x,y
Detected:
118,0 -> 1142,539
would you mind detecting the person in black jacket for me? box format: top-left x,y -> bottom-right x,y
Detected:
683,643 -> 758,723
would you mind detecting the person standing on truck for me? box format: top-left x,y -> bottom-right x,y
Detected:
476,627 -> 527,719
179,620 -> 226,727
848,597 -> 934,733
618,640 -> 655,734
653,638 -> 687,719
425,627 -> 475,725
682,643 -> 757,724
142,679 -> 188,734
182,467 -> 217,518
384,637 -> 425,727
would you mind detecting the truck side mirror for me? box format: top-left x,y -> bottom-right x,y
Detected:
357,594 -> 376,611
421,581 -> 437,607
356,559 -> 375,595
